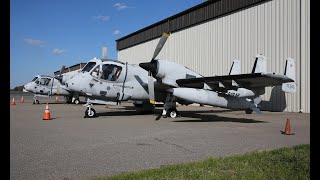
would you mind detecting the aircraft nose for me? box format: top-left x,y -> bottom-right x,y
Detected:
23,85 -> 29,92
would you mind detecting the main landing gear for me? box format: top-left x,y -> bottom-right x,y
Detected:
160,93 -> 181,119
64,96 -> 80,104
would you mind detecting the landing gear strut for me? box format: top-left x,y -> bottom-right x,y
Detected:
83,102 -> 97,118
161,93 -> 180,119
33,95 -> 40,104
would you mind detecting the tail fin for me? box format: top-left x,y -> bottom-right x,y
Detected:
229,60 -> 241,75
282,58 -> 296,93
251,54 -> 267,73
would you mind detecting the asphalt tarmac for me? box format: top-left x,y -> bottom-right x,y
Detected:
10,93 -> 310,180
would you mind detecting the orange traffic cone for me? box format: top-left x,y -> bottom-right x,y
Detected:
282,118 -> 294,135
55,96 -> 59,102
11,98 -> 16,105
43,103 -> 51,120
20,97 -> 24,103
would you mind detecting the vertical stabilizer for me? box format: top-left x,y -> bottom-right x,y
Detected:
251,54 -> 267,73
229,60 -> 241,75
282,58 -> 296,93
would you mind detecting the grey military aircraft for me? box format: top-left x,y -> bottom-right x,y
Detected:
65,32 -> 296,118
23,67 -> 82,104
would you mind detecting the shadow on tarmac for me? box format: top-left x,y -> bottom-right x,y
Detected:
95,108 -> 267,123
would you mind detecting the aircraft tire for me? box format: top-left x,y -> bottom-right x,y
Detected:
74,99 -> 80,104
245,108 -> 253,114
167,108 -> 177,118
85,108 -> 96,118
64,96 -> 72,104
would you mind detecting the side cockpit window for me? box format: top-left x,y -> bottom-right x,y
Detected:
90,65 -> 101,78
82,62 -> 96,72
101,64 -> 122,81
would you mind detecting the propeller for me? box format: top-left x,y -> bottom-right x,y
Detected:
54,65 -> 66,82
139,32 -> 170,104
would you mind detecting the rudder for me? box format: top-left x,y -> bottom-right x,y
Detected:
251,54 -> 267,73
229,60 -> 241,75
282,58 -> 296,93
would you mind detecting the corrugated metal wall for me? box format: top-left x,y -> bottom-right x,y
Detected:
118,0 -> 310,113
116,0 -> 269,50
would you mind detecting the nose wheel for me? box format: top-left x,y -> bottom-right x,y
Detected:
85,107 -> 96,118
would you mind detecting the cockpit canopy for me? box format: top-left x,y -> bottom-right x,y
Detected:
91,64 -> 122,81
35,77 -> 52,86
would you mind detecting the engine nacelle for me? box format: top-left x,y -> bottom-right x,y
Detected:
140,60 -> 201,87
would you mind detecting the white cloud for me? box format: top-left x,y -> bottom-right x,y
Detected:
52,48 -> 67,55
23,38 -> 45,47
113,30 -> 121,35
113,3 -> 129,10
93,15 -> 111,22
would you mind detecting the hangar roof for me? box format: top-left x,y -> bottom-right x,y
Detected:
116,0 -> 269,51
53,63 -> 87,76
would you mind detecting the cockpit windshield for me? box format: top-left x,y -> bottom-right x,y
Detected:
31,77 -> 38,82
82,62 -> 96,72
101,64 -> 122,81
37,78 -> 52,86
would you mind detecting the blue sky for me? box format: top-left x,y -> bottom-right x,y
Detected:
10,0 -> 205,88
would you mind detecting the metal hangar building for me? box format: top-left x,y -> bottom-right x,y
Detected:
116,0 -> 310,113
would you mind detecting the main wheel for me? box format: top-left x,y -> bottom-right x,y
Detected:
245,108 -> 253,114
64,96 -> 73,103
170,111 -> 177,118
85,108 -> 96,118
168,108 -> 178,118
74,99 -> 80,104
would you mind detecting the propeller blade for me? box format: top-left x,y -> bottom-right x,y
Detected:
152,32 -> 170,60
55,76 -> 63,82
54,65 -> 66,82
59,65 -> 66,76
148,72 -> 155,104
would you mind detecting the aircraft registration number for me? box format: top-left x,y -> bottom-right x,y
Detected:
227,92 -> 240,97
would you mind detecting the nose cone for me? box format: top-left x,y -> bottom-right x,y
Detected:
23,85 -> 29,92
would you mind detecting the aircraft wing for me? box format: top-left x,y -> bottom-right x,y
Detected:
176,72 -> 294,90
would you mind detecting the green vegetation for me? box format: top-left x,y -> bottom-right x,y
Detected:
93,144 -> 309,180
11,85 -> 24,91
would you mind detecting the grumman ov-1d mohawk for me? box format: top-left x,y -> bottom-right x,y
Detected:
23,66 -> 83,104
65,32 -> 296,118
